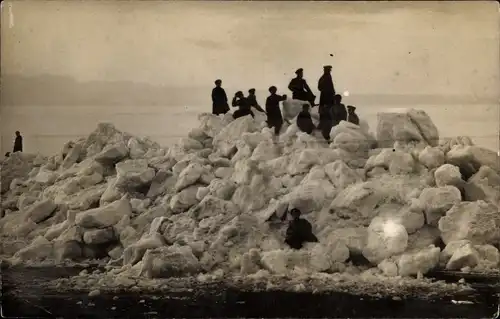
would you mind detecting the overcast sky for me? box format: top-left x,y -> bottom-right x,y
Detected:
1,1 -> 499,98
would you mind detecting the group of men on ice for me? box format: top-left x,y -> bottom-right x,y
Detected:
211,66 -> 359,142
211,67 -> 360,249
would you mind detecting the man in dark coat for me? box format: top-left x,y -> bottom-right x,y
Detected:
347,105 -> 360,125
211,79 -> 230,115
296,104 -> 315,135
318,104 -> 334,142
265,86 -> 287,136
285,208 -> 318,250
232,91 -> 255,119
318,65 -> 336,113
13,131 -> 23,153
288,68 -> 316,107
332,94 -> 347,125
247,88 -> 266,113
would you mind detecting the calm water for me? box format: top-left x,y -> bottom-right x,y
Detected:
2,266 -> 499,318
1,102 -> 498,156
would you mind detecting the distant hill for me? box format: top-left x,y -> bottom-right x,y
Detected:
1,74 -> 497,107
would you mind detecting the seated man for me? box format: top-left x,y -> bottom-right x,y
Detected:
232,91 -> 255,119
347,105 -> 360,125
285,208 -> 318,250
296,104 -> 315,135
332,94 -> 347,125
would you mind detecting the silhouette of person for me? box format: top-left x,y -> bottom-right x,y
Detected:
232,91 -> 255,119
318,65 -> 336,113
265,86 -> 287,136
288,68 -> 316,107
296,104 -> 315,135
319,104 -> 334,142
332,94 -> 347,125
13,131 -> 23,153
285,208 -> 318,250
4,152 -> 10,158
347,105 -> 360,125
212,79 -> 230,115
247,88 -> 266,113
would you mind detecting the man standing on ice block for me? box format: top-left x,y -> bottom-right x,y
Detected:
265,86 -> 287,136
211,79 -> 230,115
288,68 -> 316,107
247,88 -> 266,114
318,65 -> 336,113
13,131 -> 23,153
285,208 -> 318,249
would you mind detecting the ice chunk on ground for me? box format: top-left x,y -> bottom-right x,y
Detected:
362,218 -> 408,264
438,200 -> 500,245
76,197 -> 132,229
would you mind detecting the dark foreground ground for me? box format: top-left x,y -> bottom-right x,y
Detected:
1,266 -> 499,318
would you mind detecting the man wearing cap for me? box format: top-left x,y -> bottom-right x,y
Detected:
211,79 -> 230,115
265,86 -> 287,136
318,65 -> 336,111
287,68 -> 316,107
247,88 -> 266,113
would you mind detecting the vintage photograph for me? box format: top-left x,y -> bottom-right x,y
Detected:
1,1 -> 499,318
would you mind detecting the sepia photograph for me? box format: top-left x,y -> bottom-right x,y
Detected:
1,1 -> 499,318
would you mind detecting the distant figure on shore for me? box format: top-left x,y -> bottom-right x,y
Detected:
13,131 -> 23,153
211,79 -> 230,115
333,94 -> 347,125
247,88 -> 266,113
288,68 -> 316,107
285,208 -> 318,250
318,65 -> 336,113
265,86 -> 287,136
232,91 -> 255,119
347,105 -> 360,125
297,104 -> 315,135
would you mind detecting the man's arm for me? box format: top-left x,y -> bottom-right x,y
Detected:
317,76 -> 324,92
211,89 -> 216,103
223,89 -> 228,102
287,79 -> 295,92
232,97 -> 239,107
304,80 -> 313,94
253,100 -> 265,113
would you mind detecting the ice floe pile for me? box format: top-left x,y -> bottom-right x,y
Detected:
1,101 -> 499,281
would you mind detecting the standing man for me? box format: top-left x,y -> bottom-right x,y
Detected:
265,86 -> 287,136
317,65 -> 336,113
288,68 -> 316,107
247,88 -> 266,113
13,131 -> 23,153
211,79 -> 230,115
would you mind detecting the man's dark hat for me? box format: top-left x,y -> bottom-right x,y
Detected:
323,65 -> 332,70
268,86 -> 277,92
295,68 -> 303,74
235,91 -> 243,95
347,105 -> 356,110
248,88 -> 256,93
214,79 -> 222,84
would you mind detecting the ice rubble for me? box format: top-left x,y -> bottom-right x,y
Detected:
1,103 -> 500,282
